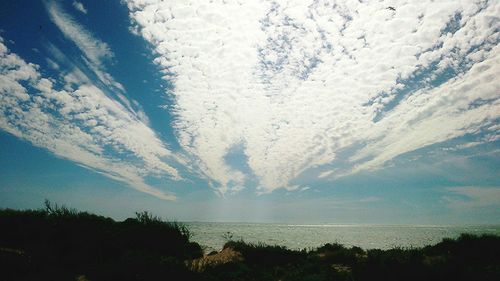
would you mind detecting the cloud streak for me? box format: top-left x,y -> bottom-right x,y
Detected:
45,0 -> 126,93
0,6 -> 183,201
72,1 -> 87,14
46,1 -> 110,68
444,187 -> 500,208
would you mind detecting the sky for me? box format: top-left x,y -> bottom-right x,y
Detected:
0,0 -> 499,224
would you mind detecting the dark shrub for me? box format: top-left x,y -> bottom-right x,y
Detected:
0,202 -> 202,281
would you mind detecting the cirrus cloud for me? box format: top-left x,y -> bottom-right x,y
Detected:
0,0 -> 187,201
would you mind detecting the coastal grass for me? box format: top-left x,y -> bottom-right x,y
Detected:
1,203 -> 500,281
0,201 -> 202,281
205,234 -> 500,281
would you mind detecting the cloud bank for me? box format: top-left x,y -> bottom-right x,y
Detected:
127,0 -> 499,194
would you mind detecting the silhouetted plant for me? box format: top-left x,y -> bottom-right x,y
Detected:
1,203 -> 499,281
0,202 -> 202,281
222,231 -> 234,241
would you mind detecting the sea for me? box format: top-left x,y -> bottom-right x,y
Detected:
185,222 -> 500,252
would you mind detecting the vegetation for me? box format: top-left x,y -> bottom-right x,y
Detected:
0,201 -> 201,281
204,234 -> 500,281
1,203 -> 499,280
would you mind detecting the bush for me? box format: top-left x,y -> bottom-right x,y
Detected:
1,203 -> 499,281
0,202 -> 202,281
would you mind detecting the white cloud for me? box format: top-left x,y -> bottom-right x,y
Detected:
46,1 -> 110,68
318,170 -> 335,179
299,186 -> 311,192
444,187 -> 500,208
45,1 -> 127,93
46,58 -> 60,70
44,1 -> 156,132
348,43 -> 500,174
72,1 -> 87,14
0,37 -> 180,200
126,0 -> 499,194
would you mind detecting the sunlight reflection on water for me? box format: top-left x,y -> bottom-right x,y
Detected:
185,223 -> 500,252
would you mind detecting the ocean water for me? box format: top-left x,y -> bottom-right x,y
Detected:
185,222 -> 500,252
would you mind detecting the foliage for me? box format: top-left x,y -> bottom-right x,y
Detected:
208,234 -> 500,281
222,231 -> 234,241
0,201 -> 201,281
1,202 -> 499,281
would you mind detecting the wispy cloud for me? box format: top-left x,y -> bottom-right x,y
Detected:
45,1 -> 161,143
72,1 -> 87,14
127,0 -> 500,194
0,35 -> 180,200
444,187 -> 500,208
46,1 -> 110,67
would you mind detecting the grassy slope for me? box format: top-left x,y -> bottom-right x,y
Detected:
1,203 -> 499,281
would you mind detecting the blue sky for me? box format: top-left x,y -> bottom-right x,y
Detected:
0,0 -> 499,224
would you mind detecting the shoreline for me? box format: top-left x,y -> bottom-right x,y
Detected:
2,206 -> 500,281
186,222 -> 500,253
